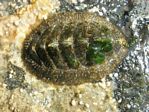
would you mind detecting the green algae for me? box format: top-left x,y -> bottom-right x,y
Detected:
86,38 -> 113,64
96,38 -> 113,52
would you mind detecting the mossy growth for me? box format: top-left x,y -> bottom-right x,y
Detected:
86,38 -> 113,65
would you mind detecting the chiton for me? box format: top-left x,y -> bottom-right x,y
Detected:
22,12 -> 128,85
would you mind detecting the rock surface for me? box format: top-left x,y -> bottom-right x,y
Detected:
0,0 -> 148,112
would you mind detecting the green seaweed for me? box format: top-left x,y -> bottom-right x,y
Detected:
88,51 -> 105,64
86,38 -> 113,64
96,38 -> 113,52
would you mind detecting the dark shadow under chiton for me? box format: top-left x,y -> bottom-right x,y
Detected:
22,12 -> 128,85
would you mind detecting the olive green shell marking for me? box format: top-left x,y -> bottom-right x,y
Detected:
22,12 -> 128,85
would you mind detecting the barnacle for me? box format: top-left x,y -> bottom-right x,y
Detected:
22,12 -> 128,85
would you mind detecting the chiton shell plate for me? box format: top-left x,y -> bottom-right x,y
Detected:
22,12 -> 128,85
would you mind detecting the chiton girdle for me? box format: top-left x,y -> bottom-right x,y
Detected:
22,12 -> 128,85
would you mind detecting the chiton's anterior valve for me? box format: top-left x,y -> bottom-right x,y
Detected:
22,12 -> 128,85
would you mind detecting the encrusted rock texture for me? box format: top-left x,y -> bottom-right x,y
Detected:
0,0 -> 148,112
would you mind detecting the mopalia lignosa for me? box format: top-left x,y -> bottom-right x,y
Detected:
22,12 -> 128,85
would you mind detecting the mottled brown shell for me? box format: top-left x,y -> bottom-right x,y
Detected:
22,12 -> 128,85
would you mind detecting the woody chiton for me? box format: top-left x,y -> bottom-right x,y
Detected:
22,12 -> 128,85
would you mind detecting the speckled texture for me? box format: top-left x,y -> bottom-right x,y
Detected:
0,0 -> 148,112
113,1 -> 149,111
0,0 -> 118,112
0,0 -> 30,16
22,12 -> 128,85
